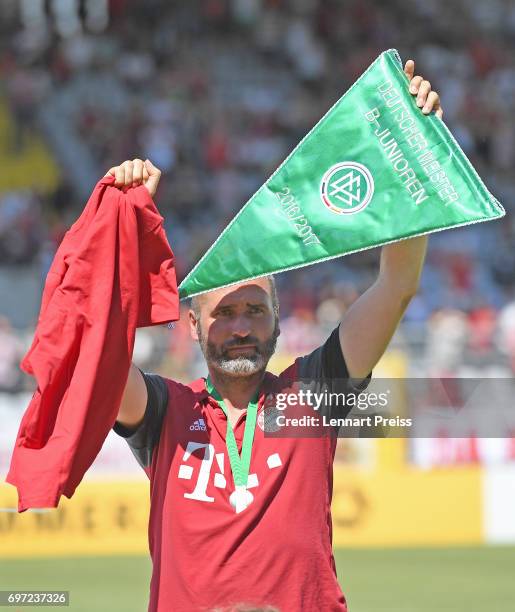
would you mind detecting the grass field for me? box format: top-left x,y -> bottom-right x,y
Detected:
1,546 -> 514,611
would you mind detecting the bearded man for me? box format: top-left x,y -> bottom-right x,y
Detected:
112,60 -> 442,612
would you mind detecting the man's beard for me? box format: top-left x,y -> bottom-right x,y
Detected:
197,321 -> 279,377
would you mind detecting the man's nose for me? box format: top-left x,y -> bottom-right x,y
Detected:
231,315 -> 251,338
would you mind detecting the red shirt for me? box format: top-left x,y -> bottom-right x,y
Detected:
7,177 -> 179,511
115,327 -> 365,612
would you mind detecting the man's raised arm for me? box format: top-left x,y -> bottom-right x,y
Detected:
104,158 -> 162,429
339,58 -> 442,379
117,363 -> 148,429
339,236 -> 427,379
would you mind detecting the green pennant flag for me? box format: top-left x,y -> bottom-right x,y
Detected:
179,48 -> 505,300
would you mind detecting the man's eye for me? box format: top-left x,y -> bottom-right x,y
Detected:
217,309 -> 232,317
249,306 -> 264,315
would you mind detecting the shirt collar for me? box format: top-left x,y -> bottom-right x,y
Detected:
191,371 -> 280,408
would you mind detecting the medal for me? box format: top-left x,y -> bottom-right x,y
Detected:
229,485 -> 254,514
206,376 -> 259,514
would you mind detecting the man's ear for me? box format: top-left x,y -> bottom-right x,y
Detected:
189,309 -> 199,342
275,319 -> 281,338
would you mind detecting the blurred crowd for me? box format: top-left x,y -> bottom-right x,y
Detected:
1,0 -> 515,390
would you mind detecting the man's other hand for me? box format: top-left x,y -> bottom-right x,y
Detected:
404,59 -> 444,119
106,158 -> 162,198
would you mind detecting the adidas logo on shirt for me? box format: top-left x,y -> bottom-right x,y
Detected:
189,418 -> 207,432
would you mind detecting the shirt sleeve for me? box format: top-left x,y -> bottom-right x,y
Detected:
296,325 -> 371,385
113,369 -> 168,470
295,325 -> 372,422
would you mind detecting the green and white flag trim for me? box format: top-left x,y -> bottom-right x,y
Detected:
179,49 -> 505,300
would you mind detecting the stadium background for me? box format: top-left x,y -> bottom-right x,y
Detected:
1,0 -> 514,610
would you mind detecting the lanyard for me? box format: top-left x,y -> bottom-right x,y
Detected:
205,376 -> 259,490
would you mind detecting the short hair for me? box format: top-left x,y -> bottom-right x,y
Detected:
191,275 -> 279,320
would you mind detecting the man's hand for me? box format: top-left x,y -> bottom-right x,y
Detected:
106,158 -> 162,198
404,59 -> 443,119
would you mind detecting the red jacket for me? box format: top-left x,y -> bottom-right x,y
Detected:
6,176 -> 179,511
